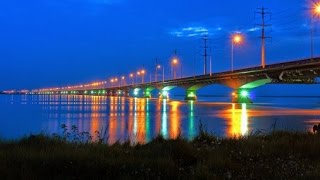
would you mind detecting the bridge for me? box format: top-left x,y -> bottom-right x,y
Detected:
21,57 -> 320,103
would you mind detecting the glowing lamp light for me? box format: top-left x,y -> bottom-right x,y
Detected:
233,34 -> 243,44
172,58 -> 178,65
314,2 -> 320,16
317,5 -> 320,13
157,65 -> 161,69
130,73 -> 134,78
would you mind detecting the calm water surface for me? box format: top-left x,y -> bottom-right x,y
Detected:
0,95 -> 320,144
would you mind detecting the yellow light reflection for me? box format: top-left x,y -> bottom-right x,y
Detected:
170,101 -> 181,139
227,103 -> 249,138
241,104 -> 248,136
108,96 -> 118,144
90,96 -> 100,142
132,98 -> 147,144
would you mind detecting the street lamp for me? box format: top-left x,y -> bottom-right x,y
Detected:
172,58 -> 178,79
155,64 -> 161,82
121,76 -> 125,86
231,33 -> 243,72
141,70 -> 146,83
313,2 -> 320,16
137,71 -> 141,84
110,78 -> 116,88
310,1 -> 320,58
130,73 -> 134,85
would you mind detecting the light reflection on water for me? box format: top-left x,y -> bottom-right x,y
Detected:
0,95 -> 320,143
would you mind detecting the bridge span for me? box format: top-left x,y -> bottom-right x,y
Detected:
22,57 -> 320,103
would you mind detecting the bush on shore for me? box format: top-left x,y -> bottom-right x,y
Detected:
0,130 -> 320,179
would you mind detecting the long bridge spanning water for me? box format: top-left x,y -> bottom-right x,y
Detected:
14,57 -> 318,103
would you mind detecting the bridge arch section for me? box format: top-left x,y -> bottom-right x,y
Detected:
219,76 -> 272,103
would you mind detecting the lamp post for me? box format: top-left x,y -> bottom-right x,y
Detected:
110,78 -> 114,87
137,71 -> 141,84
172,58 -> 178,79
231,33 -> 243,72
311,1 -> 320,58
155,64 -> 161,82
121,76 -> 125,86
130,73 -> 134,85
114,78 -> 119,88
141,70 -> 145,83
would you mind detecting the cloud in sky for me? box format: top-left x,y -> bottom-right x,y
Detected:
170,26 -> 223,38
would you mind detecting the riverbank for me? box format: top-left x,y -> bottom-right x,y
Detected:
0,131 -> 319,179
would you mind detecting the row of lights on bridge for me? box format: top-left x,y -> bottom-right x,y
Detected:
30,2 -> 320,93
34,57 -> 180,93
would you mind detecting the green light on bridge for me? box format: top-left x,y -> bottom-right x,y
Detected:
187,91 -> 196,98
145,91 -> 151,96
240,90 -> 249,97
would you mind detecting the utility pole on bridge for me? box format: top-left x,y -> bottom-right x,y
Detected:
255,7 -> 272,69
202,35 -> 209,75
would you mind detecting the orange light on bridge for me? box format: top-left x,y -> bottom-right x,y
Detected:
172,58 -> 178,65
313,2 -> 320,16
130,73 -> 134,78
232,33 -> 243,44
171,58 -> 179,79
141,70 -> 146,74
231,32 -> 244,72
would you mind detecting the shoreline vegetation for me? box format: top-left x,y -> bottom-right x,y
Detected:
0,126 -> 320,179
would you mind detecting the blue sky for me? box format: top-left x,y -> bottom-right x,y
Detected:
0,0 -> 319,93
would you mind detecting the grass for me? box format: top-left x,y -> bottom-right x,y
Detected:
0,131 -> 320,179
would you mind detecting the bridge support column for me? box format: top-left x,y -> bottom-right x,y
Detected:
232,89 -> 252,104
124,91 -> 130,97
160,90 -> 169,99
117,90 -> 123,96
185,90 -> 197,101
132,88 -> 140,98
144,89 -> 152,98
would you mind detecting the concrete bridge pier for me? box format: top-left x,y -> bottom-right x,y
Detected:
124,91 -> 130,97
232,89 -> 252,104
160,90 -> 169,99
132,88 -> 141,98
143,89 -> 152,98
185,89 -> 197,101
142,87 -> 155,99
